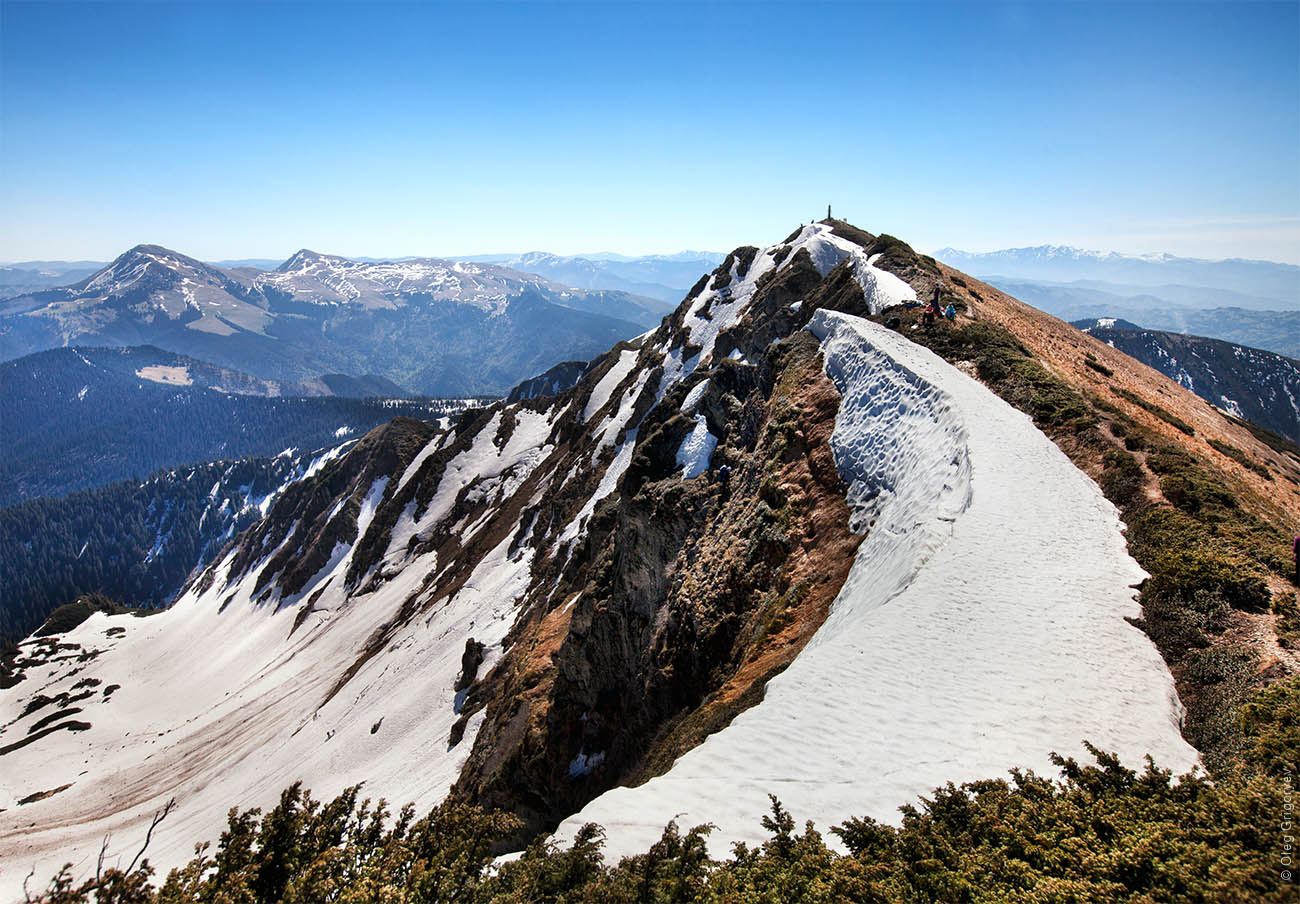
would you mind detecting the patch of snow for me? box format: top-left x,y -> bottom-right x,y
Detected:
135,365 -> 193,387
303,441 -> 353,480
1218,396 -> 1245,419
680,379 -> 709,412
675,416 -> 717,480
583,349 -> 638,422
568,750 -> 606,777
560,430 -> 637,547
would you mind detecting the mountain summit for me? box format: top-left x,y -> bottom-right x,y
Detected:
1,220 -> 1296,894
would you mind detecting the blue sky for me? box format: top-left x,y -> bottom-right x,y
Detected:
2,0 -> 1297,263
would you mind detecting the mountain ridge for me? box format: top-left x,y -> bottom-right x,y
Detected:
1,220 -> 1295,894
1072,319 -> 1300,440
0,245 -> 666,395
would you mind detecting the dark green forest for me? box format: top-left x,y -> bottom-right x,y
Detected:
0,456 -> 303,646
0,347 -> 474,506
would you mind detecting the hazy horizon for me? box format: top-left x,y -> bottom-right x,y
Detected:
4,239 -> 1299,271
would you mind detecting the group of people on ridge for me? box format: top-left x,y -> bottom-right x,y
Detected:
920,287 -> 956,328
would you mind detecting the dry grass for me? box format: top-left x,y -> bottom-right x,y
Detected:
938,264 -> 1300,526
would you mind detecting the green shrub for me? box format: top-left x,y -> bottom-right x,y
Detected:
1100,447 -> 1145,507
1111,387 -> 1195,435
30,750 -> 1296,903
1128,506 -> 1271,613
1084,354 -> 1114,377
1237,677 -> 1300,777
1209,438 -> 1272,480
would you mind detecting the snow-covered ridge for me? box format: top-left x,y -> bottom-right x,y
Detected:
256,252 -> 551,311
559,309 -> 1197,857
1,221 -> 1207,895
651,222 -> 915,401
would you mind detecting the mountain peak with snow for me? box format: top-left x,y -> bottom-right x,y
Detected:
276,248 -> 333,273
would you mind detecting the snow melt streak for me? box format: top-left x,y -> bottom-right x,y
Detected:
559,309 -> 1197,857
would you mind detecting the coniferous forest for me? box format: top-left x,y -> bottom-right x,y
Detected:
0,347 -> 480,507
0,456 -> 302,646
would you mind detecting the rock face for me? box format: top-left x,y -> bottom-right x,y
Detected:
2,220 -> 1293,894
451,329 -> 864,840
1074,321 -> 1300,440
505,360 -> 592,403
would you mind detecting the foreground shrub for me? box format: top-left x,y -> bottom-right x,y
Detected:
27,744 -> 1298,903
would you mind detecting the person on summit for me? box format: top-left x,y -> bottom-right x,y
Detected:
944,302 -> 957,321
717,463 -> 733,499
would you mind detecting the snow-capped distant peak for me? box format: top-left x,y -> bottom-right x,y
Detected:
278,249 -> 318,271
80,245 -> 215,294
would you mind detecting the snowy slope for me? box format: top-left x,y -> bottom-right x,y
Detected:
0,424 -> 549,890
0,222 -> 1204,896
557,309 -> 1198,856
0,223 -> 912,889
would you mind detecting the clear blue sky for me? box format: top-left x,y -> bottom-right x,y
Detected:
2,0 -> 1297,263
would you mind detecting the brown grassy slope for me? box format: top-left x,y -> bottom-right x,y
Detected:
940,265 -> 1300,517
917,264 -> 1300,770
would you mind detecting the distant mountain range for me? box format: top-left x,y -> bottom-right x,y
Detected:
998,280 -> 1299,359
934,244 -> 1299,306
462,251 -> 724,302
0,250 -> 723,304
0,246 -> 672,395
0,263 -> 102,299
931,245 -> 1298,359
1072,319 -> 1300,440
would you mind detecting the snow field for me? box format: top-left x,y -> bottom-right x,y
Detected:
0,415 -> 552,896
556,309 -> 1198,859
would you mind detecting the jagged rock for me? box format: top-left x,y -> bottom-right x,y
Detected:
456,639 -> 486,692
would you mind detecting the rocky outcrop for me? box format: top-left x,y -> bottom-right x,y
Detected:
449,330 -> 863,838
